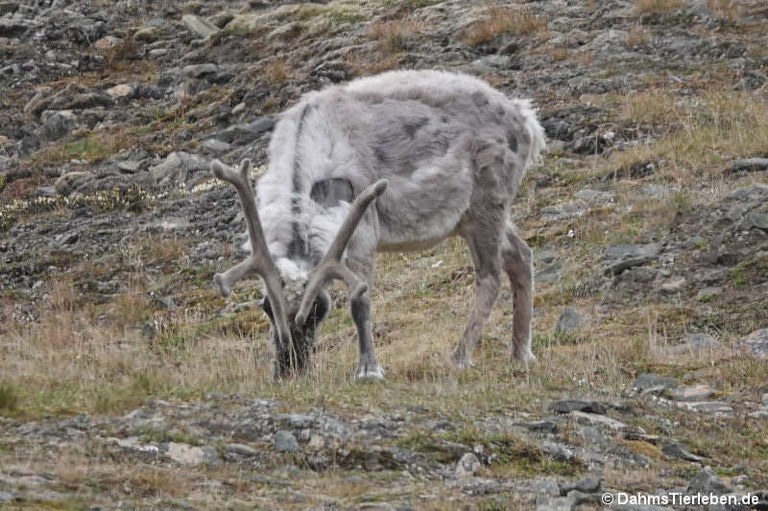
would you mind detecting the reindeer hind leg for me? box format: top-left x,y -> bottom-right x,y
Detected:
501,224 -> 535,363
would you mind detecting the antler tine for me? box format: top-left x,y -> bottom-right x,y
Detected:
211,159 -> 292,348
295,179 -> 388,325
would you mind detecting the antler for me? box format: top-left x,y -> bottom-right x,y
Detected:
295,179 -> 388,326
210,159 -> 292,349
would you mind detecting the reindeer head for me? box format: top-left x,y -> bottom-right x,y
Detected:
210,159 -> 386,379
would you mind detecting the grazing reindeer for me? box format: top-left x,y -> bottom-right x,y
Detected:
210,69 -> 545,380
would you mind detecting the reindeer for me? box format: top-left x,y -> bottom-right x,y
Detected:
210,69 -> 545,380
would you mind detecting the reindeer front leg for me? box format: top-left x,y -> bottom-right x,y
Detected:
348,258 -> 384,380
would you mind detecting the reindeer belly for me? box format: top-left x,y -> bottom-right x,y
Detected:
375,161 -> 473,251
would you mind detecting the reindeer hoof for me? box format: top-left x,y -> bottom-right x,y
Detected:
451,349 -> 475,370
355,364 -> 385,381
512,349 -> 536,364
214,273 -> 231,297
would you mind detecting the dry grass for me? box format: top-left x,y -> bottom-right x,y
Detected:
463,3 -> 548,46
31,128 -> 139,166
265,58 -> 291,85
614,90 -> 768,181
368,18 -> 424,56
634,0 -> 686,15
706,0 -> 742,21
626,23 -> 649,47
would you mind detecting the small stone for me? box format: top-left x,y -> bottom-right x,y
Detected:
94,35 -> 122,50
573,188 -> 614,204
0,2 -> 19,16
678,401 -> 734,417
106,83 -> 135,98
696,286 -> 722,301
633,373 -> 679,395
202,138 -> 231,155
559,477 -> 601,496
555,308 -> 586,335
274,430 -> 300,453
669,384 -> 716,402
41,110 -> 77,141
686,467 -> 734,495
455,452 -> 481,477
738,328 -> 768,359
641,183 -> 677,197
660,276 -> 686,294
165,442 -> 217,466
730,157 -> 768,173
182,63 -> 218,79
117,160 -> 143,173
552,399 -> 606,415
536,496 -> 575,511
661,442 -> 706,463
182,14 -> 219,39
569,411 -> 631,432
227,443 -> 258,456
603,243 -> 661,275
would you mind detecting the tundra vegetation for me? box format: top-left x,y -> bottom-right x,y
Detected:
1,0 -> 767,509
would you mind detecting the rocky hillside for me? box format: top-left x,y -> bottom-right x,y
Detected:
1,0 -> 767,509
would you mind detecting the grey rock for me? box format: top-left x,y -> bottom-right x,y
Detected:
455,452 -> 481,477
41,110 -> 77,141
541,201 -> 587,220
274,430 -> 300,453
730,157 -> 768,173
116,160 -> 143,174
182,14 -> 219,39
725,183 -> 768,202
696,286 -> 722,301
659,276 -> 686,294
182,63 -> 219,79
661,442 -> 706,463
560,477 -> 601,495
541,441 -> 576,461
165,442 -> 218,466
536,496 -> 575,511
664,333 -> 721,356
54,171 -> 94,196
739,329 -> 768,359
669,384 -> 716,402
0,19 -> 27,38
535,261 -> 562,284
227,443 -> 258,456
604,243 -> 661,275
202,138 -> 231,155
746,212 -> 768,230
678,401 -> 734,417
686,467 -> 734,495
555,308 -> 586,335
514,420 -> 558,435
633,373 -> 679,395
215,117 -> 275,144
641,183 -> 677,197
552,399 -> 605,415
0,2 -> 19,16
0,490 -> 12,503
149,151 -> 206,186
573,188 -> 614,204
569,411 -> 631,432
524,478 -> 561,495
